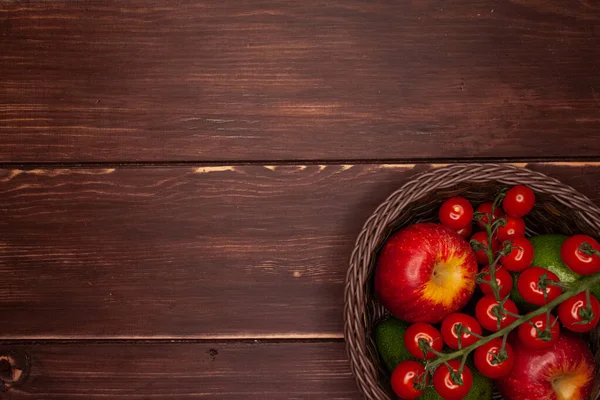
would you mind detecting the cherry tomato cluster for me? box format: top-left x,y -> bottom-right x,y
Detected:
390,186 -> 600,400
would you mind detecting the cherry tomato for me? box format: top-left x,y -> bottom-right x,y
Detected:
502,185 -> 535,217
456,223 -> 473,239
440,313 -> 483,350
499,237 -> 534,272
404,323 -> 443,360
471,231 -> 499,265
557,291 -> 600,333
517,267 -> 562,306
475,202 -> 504,229
496,216 -> 526,242
391,361 -> 426,400
433,360 -> 473,400
478,265 -> 513,298
473,338 -> 514,379
517,314 -> 560,350
560,234 -> 600,275
439,197 -> 474,230
475,296 -> 519,332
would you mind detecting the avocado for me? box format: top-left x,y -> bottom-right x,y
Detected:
374,317 -> 413,372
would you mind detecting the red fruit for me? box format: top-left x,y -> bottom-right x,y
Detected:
440,313 -> 482,350
439,197 -> 474,230
456,224 -> 473,239
499,237 -> 534,272
478,265 -> 513,298
560,234 -> 600,275
374,223 -> 478,323
496,216 -> 526,242
474,338 -> 514,379
433,360 -> 473,400
404,323 -> 443,360
502,185 -> 535,217
475,296 -> 519,332
558,291 -> 600,333
470,231 -> 498,265
517,314 -> 560,351
391,361 -> 426,400
475,202 -> 504,229
517,267 -> 562,306
497,333 -> 596,400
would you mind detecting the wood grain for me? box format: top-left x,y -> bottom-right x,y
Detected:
0,341 -> 359,399
1,1 -> 599,162
2,163 -> 600,339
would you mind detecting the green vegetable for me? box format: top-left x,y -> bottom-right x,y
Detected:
374,317 -> 413,371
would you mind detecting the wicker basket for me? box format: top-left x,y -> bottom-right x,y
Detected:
344,163 -> 600,400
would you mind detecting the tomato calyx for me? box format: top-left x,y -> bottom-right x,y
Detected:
575,291 -> 596,325
579,241 -> 600,257
537,273 -> 560,288
529,313 -> 558,342
472,240 -> 512,263
469,237 -> 486,252
450,322 -> 483,350
490,296 -> 521,330
578,307 -> 595,323
488,347 -> 509,365
536,272 -> 565,301
412,371 -> 428,391
448,366 -> 465,386
417,338 -> 442,360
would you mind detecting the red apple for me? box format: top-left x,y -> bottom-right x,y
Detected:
497,332 -> 596,400
374,223 -> 477,323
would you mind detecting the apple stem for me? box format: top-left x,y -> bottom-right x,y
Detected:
426,271 -> 600,372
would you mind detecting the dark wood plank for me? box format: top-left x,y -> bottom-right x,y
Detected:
0,341 -> 359,399
1,163 -> 600,338
1,1 -> 599,162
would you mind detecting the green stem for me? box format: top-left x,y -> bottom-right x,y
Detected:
428,272 -> 600,371
485,223 -> 501,301
459,352 -> 468,371
501,332 -> 508,350
464,328 -> 484,339
503,310 -> 522,319
586,289 -> 592,309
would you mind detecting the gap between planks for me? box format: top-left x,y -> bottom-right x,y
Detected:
0,333 -> 344,341
0,161 -> 599,176
0,158 -> 600,170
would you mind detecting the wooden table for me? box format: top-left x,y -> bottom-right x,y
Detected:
0,1 -> 599,398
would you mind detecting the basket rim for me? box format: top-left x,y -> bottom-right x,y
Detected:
344,163 -> 600,400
